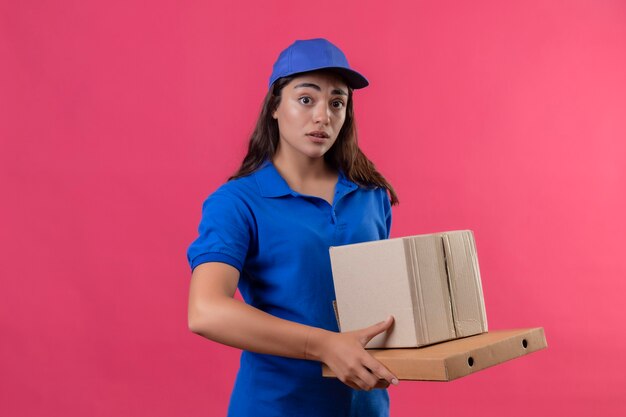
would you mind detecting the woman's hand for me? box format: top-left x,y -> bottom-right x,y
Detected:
307,316 -> 399,391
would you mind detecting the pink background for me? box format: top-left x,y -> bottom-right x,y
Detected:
2,1 -> 625,416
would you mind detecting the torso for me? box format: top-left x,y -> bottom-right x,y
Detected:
187,161 -> 392,416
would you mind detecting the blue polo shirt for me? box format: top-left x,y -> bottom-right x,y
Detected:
187,161 -> 391,417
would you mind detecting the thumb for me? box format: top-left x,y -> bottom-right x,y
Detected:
359,315 -> 394,346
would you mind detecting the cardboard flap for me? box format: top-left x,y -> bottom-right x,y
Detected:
442,231 -> 488,336
405,236 -> 456,345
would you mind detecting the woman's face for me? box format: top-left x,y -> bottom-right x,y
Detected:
272,71 -> 349,161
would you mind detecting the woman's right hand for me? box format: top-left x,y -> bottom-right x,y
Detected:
307,316 -> 399,391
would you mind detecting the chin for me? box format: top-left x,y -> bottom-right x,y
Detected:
303,147 -> 331,159
302,152 -> 327,160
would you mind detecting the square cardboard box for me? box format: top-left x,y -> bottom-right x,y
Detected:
330,230 -> 487,348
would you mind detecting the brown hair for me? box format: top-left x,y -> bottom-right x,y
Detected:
230,73 -> 399,205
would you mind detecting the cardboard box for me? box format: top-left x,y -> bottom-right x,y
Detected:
322,328 -> 547,381
329,230 -> 487,348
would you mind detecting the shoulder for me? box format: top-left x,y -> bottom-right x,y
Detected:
215,173 -> 257,196
206,172 -> 261,207
356,185 -> 392,219
354,182 -> 390,202
188,176 -> 259,272
193,177 -> 257,229
212,162 -> 283,199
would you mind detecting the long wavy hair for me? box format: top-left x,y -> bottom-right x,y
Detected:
229,72 -> 399,205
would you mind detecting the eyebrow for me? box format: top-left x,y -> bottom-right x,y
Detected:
293,82 -> 348,96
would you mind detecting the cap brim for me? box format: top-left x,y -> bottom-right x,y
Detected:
325,67 -> 369,89
270,66 -> 369,89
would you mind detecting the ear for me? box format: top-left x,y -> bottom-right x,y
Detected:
272,110 -> 278,120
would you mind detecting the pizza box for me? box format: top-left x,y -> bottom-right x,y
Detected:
322,328 -> 547,381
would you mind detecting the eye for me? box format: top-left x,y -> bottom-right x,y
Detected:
331,100 -> 345,109
298,96 -> 312,105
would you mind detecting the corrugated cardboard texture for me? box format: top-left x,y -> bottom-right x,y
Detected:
329,230 -> 487,348
442,231 -> 488,336
404,235 -> 455,346
322,328 -> 547,381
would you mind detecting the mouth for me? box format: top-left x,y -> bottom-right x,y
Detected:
306,131 -> 330,139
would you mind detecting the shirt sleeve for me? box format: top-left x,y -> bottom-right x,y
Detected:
186,189 -> 253,272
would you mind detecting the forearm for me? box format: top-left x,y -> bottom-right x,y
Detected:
188,295 -> 328,361
187,262 -> 397,390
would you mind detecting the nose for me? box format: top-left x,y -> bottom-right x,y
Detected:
313,102 -> 331,125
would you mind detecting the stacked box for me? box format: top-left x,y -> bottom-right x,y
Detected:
322,328 -> 547,381
329,230 -> 488,348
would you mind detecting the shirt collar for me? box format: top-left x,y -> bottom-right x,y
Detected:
255,161 -> 292,198
254,160 -> 358,198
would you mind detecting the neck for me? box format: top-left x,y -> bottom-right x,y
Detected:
272,148 -> 334,184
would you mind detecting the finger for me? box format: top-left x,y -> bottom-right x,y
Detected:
352,374 -> 375,391
356,366 -> 381,391
374,380 -> 390,389
359,315 -> 395,345
343,379 -> 361,391
363,357 -> 399,387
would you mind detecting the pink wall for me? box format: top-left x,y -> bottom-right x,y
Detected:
2,1 -> 625,416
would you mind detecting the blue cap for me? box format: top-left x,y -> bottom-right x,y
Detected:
268,38 -> 369,90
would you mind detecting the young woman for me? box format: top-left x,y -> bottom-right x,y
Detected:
187,38 -> 399,417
